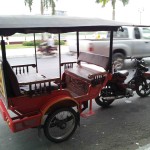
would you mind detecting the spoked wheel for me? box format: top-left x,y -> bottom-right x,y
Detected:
136,79 -> 150,97
44,108 -> 78,143
95,95 -> 114,108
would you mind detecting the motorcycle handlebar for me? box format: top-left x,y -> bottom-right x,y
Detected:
130,57 -> 143,61
130,57 -> 147,68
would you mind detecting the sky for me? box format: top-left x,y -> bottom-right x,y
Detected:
0,0 -> 150,25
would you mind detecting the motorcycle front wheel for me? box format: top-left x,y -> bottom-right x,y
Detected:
95,95 -> 114,108
136,79 -> 150,97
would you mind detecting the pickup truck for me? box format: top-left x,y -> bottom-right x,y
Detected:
68,26 -> 150,69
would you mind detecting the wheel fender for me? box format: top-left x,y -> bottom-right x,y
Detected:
40,96 -> 79,121
144,72 -> 150,78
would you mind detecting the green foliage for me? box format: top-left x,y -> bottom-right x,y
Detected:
122,0 -> 129,6
6,44 -> 33,49
24,0 -> 56,15
24,0 -> 33,12
22,40 -> 41,46
54,40 -> 65,45
96,0 -> 109,7
96,0 -> 129,20
96,0 -> 129,7
22,40 -> 65,46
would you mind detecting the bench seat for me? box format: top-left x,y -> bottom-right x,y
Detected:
16,73 -> 46,84
16,73 -> 60,94
61,52 -> 109,97
2,60 -> 60,97
64,64 -> 107,84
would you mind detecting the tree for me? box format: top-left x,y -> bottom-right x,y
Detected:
24,0 -> 56,15
96,0 -> 129,20
24,0 -> 56,40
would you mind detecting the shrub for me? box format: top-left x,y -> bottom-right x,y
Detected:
22,40 -> 41,46
54,40 -> 66,45
22,40 -> 66,46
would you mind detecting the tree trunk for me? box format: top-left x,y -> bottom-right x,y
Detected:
51,0 -> 55,15
41,0 -> 44,40
40,0 -> 44,15
112,0 -> 116,20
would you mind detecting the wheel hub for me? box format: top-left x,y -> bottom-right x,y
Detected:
60,123 -> 67,129
56,120 -> 67,129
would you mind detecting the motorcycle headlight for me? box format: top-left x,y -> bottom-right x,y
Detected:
145,67 -> 149,72
143,66 -> 149,72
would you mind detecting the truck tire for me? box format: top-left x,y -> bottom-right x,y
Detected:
113,53 -> 125,70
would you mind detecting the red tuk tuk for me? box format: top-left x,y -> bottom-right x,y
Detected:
0,15 -> 128,143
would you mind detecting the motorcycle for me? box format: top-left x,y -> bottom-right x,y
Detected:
95,57 -> 150,108
37,42 -> 57,57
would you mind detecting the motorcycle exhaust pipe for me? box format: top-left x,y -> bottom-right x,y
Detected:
103,96 -> 116,100
103,95 -> 125,100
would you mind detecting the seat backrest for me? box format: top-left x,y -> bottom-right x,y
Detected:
77,52 -> 109,70
3,60 -> 21,97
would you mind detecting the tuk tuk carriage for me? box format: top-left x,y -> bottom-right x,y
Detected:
0,15 -> 129,143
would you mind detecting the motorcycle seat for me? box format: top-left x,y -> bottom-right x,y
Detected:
115,70 -> 129,77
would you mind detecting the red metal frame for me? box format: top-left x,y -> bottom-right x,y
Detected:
0,90 -> 79,132
0,34 -> 114,132
0,100 -> 42,132
0,71 -> 112,132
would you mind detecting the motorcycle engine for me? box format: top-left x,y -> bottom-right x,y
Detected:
102,82 -> 133,99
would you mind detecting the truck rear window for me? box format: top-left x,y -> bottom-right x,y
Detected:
107,28 -> 129,38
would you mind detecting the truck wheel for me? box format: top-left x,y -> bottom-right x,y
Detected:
113,53 -> 125,70
43,108 -> 78,143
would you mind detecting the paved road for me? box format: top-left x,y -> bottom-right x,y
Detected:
0,45 -> 69,58
1,53 -> 150,150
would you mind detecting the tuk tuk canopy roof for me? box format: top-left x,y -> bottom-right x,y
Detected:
0,15 -> 134,36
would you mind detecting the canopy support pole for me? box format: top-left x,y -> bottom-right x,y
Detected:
1,36 -> 6,62
1,36 -> 10,98
33,33 -> 38,73
58,33 -> 62,82
109,30 -> 114,73
76,32 -> 79,58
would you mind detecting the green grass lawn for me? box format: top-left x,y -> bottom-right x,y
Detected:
6,44 -> 34,49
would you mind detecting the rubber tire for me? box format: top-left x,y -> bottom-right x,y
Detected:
113,53 -> 125,70
95,96 -> 114,108
136,79 -> 150,97
44,108 -> 78,143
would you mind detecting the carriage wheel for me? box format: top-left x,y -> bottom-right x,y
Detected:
44,107 -> 78,143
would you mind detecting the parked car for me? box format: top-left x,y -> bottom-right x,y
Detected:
68,26 -> 150,69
